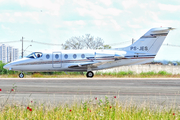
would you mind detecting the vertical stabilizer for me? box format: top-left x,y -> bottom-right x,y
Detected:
122,27 -> 173,55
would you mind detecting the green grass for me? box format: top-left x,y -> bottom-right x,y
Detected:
0,61 -> 179,78
139,71 -> 172,78
95,71 -> 176,78
0,97 -> 179,120
0,70 -> 179,78
98,71 -> 134,76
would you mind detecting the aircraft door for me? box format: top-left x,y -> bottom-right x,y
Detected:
52,52 -> 62,68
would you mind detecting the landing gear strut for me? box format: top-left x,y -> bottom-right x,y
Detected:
19,73 -> 24,78
86,71 -> 94,78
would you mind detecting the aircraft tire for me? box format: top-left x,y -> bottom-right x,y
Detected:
19,73 -> 24,78
86,71 -> 94,78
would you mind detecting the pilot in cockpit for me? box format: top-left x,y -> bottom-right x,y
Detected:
37,54 -> 40,58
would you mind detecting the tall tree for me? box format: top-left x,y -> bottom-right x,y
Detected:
62,34 -> 111,50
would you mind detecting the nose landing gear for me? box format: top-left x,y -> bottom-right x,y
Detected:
19,73 -> 24,78
86,71 -> 94,78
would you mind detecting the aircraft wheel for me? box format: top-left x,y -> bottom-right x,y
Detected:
86,71 -> 94,78
19,73 -> 24,78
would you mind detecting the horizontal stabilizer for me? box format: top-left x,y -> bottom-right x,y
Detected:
151,27 -> 175,33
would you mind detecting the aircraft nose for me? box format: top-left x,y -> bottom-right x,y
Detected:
3,63 -> 11,70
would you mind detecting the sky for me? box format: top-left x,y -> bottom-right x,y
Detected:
0,0 -> 180,61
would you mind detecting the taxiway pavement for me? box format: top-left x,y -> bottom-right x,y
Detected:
0,78 -> 180,106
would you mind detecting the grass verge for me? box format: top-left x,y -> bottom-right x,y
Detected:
0,71 -> 180,78
0,97 -> 179,119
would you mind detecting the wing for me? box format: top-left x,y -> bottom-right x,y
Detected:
68,62 -> 103,68
68,53 -> 124,69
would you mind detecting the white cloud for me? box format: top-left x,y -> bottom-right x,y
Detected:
99,0 -> 112,6
38,29 -> 45,33
14,12 -> 22,17
94,20 -> 107,26
139,3 -> 148,9
0,11 -> 43,24
158,3 -> 180,12
106,8 -> 122,16
151,20 -> 176,28
75,0 -> 121,19
127,21 -> 141,28
64,21 -> 73,26
122,0 -> 137,9
24,12 -> 40,23
1,24 -> 15,34
64,20 -> 86,27
76,6 -> 121,19
73,0 -> 91,8
110,19 -> 121,31
15,0 -> 63,15
75,20 -> 86,25
76,8 -> 104,19
0,0 -> 180,60
1,25 -> 9,30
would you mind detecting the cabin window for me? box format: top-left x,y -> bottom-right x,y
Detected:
81,54 -> 85,58
64,54 -> 68,59
46,54 -> 50,59
27,52 -> 43,59
35,52 -> 43,58
73,54 -> 77,59
55,54 -> 59,59
26,53 -> 36,59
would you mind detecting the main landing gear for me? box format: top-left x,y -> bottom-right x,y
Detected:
19,73 -> 24,78
86,71 -> 94,78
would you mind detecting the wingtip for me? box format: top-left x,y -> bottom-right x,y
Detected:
168,27 -> 176,30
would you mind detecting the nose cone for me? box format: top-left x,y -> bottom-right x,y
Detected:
3,63 -> 11,70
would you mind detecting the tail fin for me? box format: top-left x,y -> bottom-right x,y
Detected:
122,27 -> 174,54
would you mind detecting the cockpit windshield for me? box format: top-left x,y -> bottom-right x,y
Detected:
26,52 -> 43,59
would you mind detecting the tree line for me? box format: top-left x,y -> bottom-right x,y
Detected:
61,34 -> 111,50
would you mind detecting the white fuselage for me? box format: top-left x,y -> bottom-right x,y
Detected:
4,27 -> 173,75
4,49 -> 154,72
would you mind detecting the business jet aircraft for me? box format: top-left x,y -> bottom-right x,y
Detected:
3,27 -> 174,78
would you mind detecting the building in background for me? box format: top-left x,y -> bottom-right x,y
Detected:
7,46 -> 13,63
0,44 -> 19,63
0,44 -> 7,63
13,48 -> 19,61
